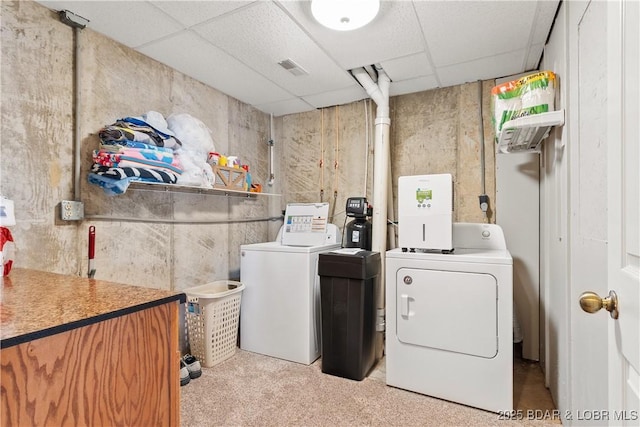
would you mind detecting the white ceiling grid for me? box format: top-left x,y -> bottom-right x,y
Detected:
35,0 -> 560,116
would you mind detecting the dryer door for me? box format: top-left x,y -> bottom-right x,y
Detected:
396,268 -> 498,358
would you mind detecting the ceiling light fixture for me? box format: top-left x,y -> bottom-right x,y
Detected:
311,0 -> 380,31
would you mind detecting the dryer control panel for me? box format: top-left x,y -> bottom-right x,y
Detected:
452,223 -> 507,250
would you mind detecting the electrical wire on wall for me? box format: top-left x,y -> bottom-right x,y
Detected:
329,106 -> 339,223
478,80 -> 490,222
320,108 -> 325,202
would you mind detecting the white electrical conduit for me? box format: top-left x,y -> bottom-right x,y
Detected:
351,65 -> 390,355
478,80 -> 488,222
84,215 -> 283,224
73,27 -> 82,201
268,114 -> 275,186
320,109 -> 325,202
478,81 -> 486,195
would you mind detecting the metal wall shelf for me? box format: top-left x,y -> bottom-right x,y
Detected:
497,110 -> 565,154
128,181 -> 280,198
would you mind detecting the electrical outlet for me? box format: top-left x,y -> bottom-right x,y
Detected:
60,200 -> 84,221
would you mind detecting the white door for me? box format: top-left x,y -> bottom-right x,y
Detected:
571,0 -> 640,424
606,0 -> 640,423
569,0 -> 610,419
563,0 -> 640,426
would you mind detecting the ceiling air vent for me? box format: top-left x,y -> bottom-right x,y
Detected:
278,59 -> 309,76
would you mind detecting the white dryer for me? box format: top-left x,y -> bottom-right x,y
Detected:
385,223 -> 513,413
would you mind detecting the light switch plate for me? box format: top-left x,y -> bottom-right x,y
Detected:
60,200 -> 84,221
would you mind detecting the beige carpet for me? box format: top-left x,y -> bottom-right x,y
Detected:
180,350 -> 560,427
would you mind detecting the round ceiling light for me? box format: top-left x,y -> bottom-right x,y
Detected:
311,0 -> 380,31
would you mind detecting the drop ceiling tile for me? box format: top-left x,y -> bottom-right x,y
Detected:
193,1 -> 354,96
415,1 -> 537,67
379,53 -> 433,82
302,85 -> 368,109
254,98 -> 317,117
150,1 -> 254,28
35,0 -> 560,117
389,75 -> 440,97
137,31 -> 293,106
436,49 -> 527,87
278,0 -> 426,70
36,1 -> 183,48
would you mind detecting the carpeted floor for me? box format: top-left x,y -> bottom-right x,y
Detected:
180,349 -> 561,427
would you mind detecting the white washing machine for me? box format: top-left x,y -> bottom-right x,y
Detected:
385,222 -> 513,413
240,203 -> 341,365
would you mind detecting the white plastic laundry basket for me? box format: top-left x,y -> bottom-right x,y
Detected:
185,280 -> 245,367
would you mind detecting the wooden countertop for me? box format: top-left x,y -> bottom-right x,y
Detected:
0,268 -> 185,349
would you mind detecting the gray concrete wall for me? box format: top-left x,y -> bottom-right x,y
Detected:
276,80 -> 496,245
2,1 -> 496,291
1,1 -> 271,291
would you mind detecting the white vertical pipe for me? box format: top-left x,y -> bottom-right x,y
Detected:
371,115 -> 390,262
351,67 -> 390,258
352,65 -> 390,358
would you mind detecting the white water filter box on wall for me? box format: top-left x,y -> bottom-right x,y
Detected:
398,174 -> 453,252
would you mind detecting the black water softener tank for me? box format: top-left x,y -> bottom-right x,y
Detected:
344,197 -> 372,251
318,249 -> 380,381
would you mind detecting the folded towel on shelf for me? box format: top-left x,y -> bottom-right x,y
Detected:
93,148 -> 183,174
99,119 -> 182,150
93,150 -> 119,167
87,173 -> 135,196
118,158 -> 182,175
99,139 -> 174,153
120,148 -> 182,170
90,164 -> 178,184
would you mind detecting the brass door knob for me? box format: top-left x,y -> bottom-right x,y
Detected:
579,290 -> 619,319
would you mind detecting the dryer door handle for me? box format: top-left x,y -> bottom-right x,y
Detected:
400,294 -> 411,317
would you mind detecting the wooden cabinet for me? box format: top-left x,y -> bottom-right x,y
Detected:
1,269 -> 184,426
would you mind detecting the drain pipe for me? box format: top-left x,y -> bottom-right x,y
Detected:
352,66 -> 390,254
351,65 -> 390,358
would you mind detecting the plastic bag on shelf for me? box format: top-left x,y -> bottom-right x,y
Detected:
167,113 -> 217,188
491,71 -> 556,140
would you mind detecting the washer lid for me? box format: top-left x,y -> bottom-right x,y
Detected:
241,241 -> 341,254
386,247 -> 512,265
